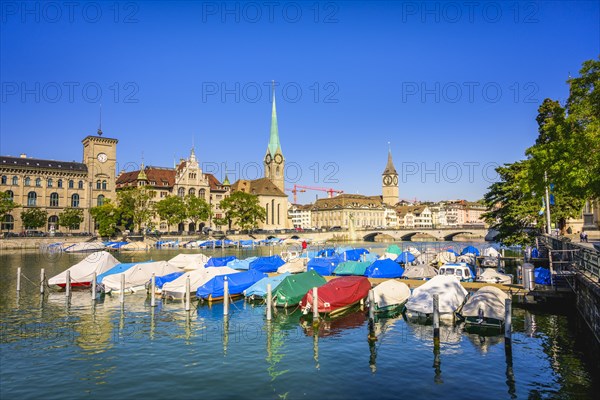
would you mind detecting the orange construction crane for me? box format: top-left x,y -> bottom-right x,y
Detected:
286,184 -> 344,204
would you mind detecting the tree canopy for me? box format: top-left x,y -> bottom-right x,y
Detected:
218,191 -> 266,231
58,208 -> 84,231
155,195 -> 187,232
20,208 -> 47,230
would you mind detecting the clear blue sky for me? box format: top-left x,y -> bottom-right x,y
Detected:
1,1 -> 598,204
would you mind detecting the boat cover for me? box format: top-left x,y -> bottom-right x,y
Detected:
300,276 -> 371,313
96,261 -> 151,284
168,253 -> 210,270
434,250 -> 457,264
101,261 -> 180,292
461,246 -> 480,256
339,248 -> 369,261
461,286 -> 508,321
457,254 -> 477,265
534,267 -> 551,285
64,242 -> 106,253
48,251 -> 120,285
405,246 -> 422,257
120,242 -> 149,251
162,266 -> 238,298
334,261 -> 371,276
196,270 -> 267,299
366,259 -> 405,278
272,270 -> 327,307
405,275 -> 468,314
482,247 -> 500,258
155,271 -> 185,288
105,241 -> 128,249
317,248 -> 336,257
402,264 -> 438,279
362,253 -> 379,263
277,258 -> 306,274
244,272 -> 291,298
531,247 -> 540,258
396,251 -> 416,264
372,280 -> 411,309
385,244 -> 402,255
249,255 -> 285,273
205,256 -> 237,267
307,256 -> 341,276
227,257 -> 258,270
476,268 -> 512,284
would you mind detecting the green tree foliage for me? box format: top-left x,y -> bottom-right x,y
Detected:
117,187 -> 156,233
0,191 -> 18,216
155,195 -> 187,232
58,207 -> 84,232
218,191 -> 266,231
90,199 -> 120,237
185,194 -> 211,229
20,208 -> 47,230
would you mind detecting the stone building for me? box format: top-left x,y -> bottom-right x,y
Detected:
311,194 -> 386,229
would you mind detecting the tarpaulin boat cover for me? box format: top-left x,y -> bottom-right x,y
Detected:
461,246 -> 480,256
227,257 -> 258,270
101,261 -> 180,292
531,248 -> 540,258
402,264 -> 439,279
405,246 -> 422,257
307,256 -> 342,276
272,270 -> 327,307
334,261 -> 371,276
300,276 -> 371,313
162,266 -> 238,299
434,251 -> 457,264
244,272 -> 291,298
405,275 -> 468,315
476,268 -> 512,284
363,253 -> 379,263
48,251 -> 120,286
339,248 -> 369,261
196,270 -> 267,299
205,256 -> 237,267
155,271 -> 185,288
461,286 -> 508,321
372,280 -> 411,310
457,254 -> 477,265
366,259 -> 405,278
396,251 -> 416,264
385,244 -> 402,255
318,248 -> 336,257
277,258 -> 306,274
64,241 -> 106,253
249,255 -> 285,273
96,261 -> 151,284
483,247 -> 500,258
535,267 -> 551,285
168,254 -> 210,270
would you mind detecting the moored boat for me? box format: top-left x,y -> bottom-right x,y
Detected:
300,276 -> 372,318
272,270 -> 327,308
101,261 -> 180,293
438,262 -> 475,282
460,286 -> 509,328
370,280 -> 411,314
405,275 -> 468,322
277,258 -> 306,274
196,270 -> 267,302
476,268 -> 513,284
48,251 -> 120,288
64,241 -> 106,253
161,266 -> 238,299
244,272 -> 291,301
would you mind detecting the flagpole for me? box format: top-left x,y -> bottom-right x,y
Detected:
544,171 -> 552,235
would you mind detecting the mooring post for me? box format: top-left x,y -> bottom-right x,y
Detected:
212,240 -> 216,250
266,283 -> 272,321
433,293 -> 440,341
91,272 -> 96,300
269,247 -> 273,257
312,287 -> 319,322
223,276 -> 229,316
368,289 -> 376,341
185,275 -> 191,311
120,274 -> 125,304
16,267 -> 21,293
150,273 -> 156,307
40,268 -> 45,295
65,270 -> 71,298
504,298 -> 512,344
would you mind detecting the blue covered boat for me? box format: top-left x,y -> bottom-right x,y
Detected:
307,256 -> 341,276
395,251 -> 416,264
244,272 -> 291,300
318,248 -> 336,257
339,248 -> 369,261
96,261 -> 151,284
196,270 -> 267,301
227,257 -> 258,270
155,271 -> 185,288
365,259 -> 405,278
461,245 -> 480,256
249,255 -> 285,273
206,256 -> 238,267
534,267 -> 551,285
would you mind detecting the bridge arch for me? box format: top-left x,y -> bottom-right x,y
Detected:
443,231 -> 475,241
363,232 -> 384,242
400,232 -> 439,241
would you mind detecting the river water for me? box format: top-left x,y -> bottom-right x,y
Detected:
1,244 -> 599,399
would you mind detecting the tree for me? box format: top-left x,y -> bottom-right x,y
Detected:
0,191 -> 18,232
58,208 -> 84,232
218,191 -> 266,231
117,187 -> 156,233
155,195 -> 187,232
90,199 -> 120,237
20,208 -> 47,230
185,194 -> 211,231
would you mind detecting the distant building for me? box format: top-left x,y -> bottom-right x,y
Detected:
288,204 -> 312,229
311,194 -> 385,229
396,205 -> 433,228
382,148 -> 399,206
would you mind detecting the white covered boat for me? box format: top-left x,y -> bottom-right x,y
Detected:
161,266 -> 238,299
64,241 -> 106,253
101,261 -> 180,293
168,253 -> 209,271
402,264 -> 438,280
482,247 -> 500,258
476,268 -> 513,285
433,250 -> 457,265
48,251 -> 120,287
120,242 -> 150,251
371,280 -> 411,314
460,286 -> 509,327
405,275 -> 468,322
277,258 -> 307,274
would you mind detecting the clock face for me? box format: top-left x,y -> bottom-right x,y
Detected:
265,154 -> 272,164
393,176 -> 398,185
97,153 -> 108,163
274,154 -> 283,164
383,175 -> 392,186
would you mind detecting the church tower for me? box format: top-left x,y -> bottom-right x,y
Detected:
382,147 -> 399,206
264,81 -> 285,192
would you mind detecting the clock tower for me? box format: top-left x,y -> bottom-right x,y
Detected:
264,81 -> 285,192
382,147 -> 399,206
82,129 -> 118,211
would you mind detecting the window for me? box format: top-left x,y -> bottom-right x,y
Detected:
97,195 -> 105,206
188,188 -> 196,196
71,194 -> 79,207
78,181 -> 83,189
12,176 -> 18,185
5,190 -> 13,201
178,187 -> 185,198
35,178 -> 41,187
48,215 -> 58,231
49,192 -> 59,207
199,189 -> 206,200
25,177 -> 31,186
68,180 -> 74,189
1,215 -> 14,231
47,178 -> 53,188
96,180 -> 101,190
1,176 -> 6,185
102,180 -> 107,190
27,191 -> 37,206
57,179 -> 63,188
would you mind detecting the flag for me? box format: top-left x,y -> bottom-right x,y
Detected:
539,197 -> 545,215
550,194 -> 555,206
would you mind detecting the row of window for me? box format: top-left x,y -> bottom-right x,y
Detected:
177,187 -> 207,199
4,190 -> 105,207
0,215 -> 80,231
1,175 -> 85,189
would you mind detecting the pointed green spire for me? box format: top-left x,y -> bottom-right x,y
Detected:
223,174 -> 230,186
267,80 -> 281,156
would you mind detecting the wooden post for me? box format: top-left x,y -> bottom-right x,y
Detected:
213,240 -> 216,250
120,274 -> 125,303
504,298 -> 512,344
65,270 -> 71,298
548,250 -> 555,288
368,289 -> 376,341
223,277 -> 229,316
40,268 -> 45,295
16,267 -> 22,293
266,283 -> 272,321
150,273 -> 156,307
91,272 -> 96,300
270,247 -> 273,257
312,287 -> 319,322
432,293 -> 440,341
185,275 -> 191,311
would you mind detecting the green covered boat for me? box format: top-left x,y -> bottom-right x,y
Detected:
272,270 -> 327,308
334,261 -> 371,276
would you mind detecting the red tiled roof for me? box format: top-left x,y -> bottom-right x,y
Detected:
116,167 -> 176,188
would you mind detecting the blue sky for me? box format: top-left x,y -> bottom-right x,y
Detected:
1,1 -> 598,203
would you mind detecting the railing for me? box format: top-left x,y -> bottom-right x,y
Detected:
541,235 -> 600,282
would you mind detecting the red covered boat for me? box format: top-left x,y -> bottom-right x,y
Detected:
300,276 -> 372,317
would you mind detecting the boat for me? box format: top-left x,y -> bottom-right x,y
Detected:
370,280 -> 411,314
334,261 -> 371,276
226,257 -> 258,270
196,270 -> 267,302
365,259 -> 404,278
396,251 -> 416,264
153,271 -> 185,293
438,262 -> 475,282
461,245 -> 480,256
460,286 -> 509,328
95,261 -> 151,284
105,241 -> 128,250
338,248 -> 369,262
482,247 -> 500,258
161,266 -> 238,299
63,241 -> 106,253
277,258 -> 306,274
401,264 -> 438,280
476,268 -> 513,284
205,256 -> 237,267
249,255 -> 285,273
168,253 -> 209,270
481,256 -> 499,267
433,250 -> 457,265
120,241 -> 150,251
300,276 -> 372,318
48,251 -> 120,287
306,256 -> 341,276
405,275 -> 468,322
244,272 -> 291,301
100,261 -> 180,293
272,270 -> 327,308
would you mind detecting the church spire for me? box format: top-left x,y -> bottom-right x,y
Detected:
383,144 -> 397,175
138,153 -> 148,181
267,80 -> 281,156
